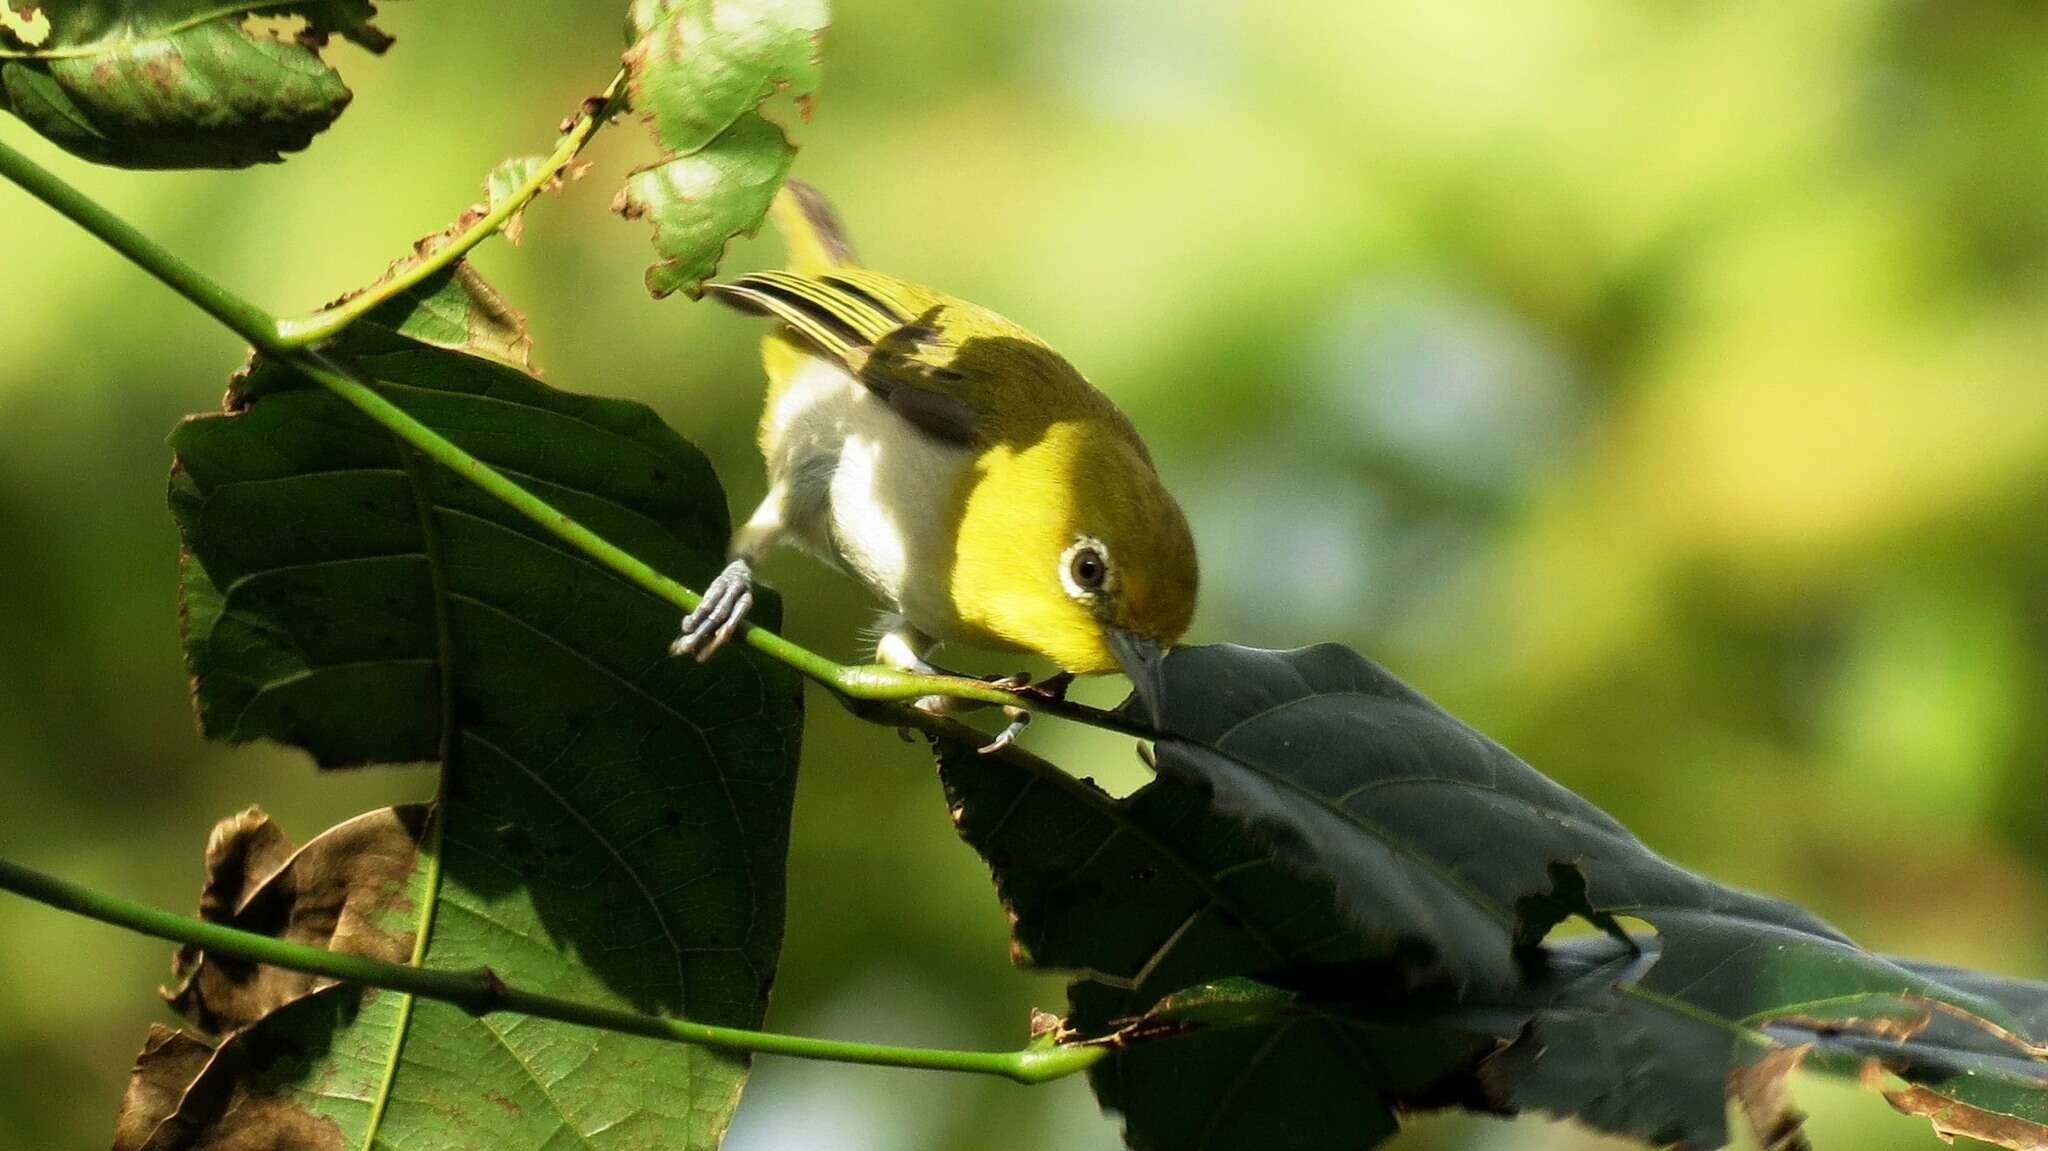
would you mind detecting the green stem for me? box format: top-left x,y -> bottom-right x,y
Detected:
0,132 -> 1150,728
0,854 -> 1107,1084
274,71 -> 627,350
0,136 -> 278,346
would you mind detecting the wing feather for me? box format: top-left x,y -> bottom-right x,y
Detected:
706,272 -> 982,445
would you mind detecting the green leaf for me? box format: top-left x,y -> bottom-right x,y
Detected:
1135,643 -> 2048,1149
938,739 -> 1490,1151
134,282 -> 804,1149
358,262 -> 535,369
611,0 -> 827,298
484,154 -> 554,244
623,0 -> 824,154
613,111 -> 796,299
0,2 -> 393,169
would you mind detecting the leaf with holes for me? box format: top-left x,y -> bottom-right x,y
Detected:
0,1 -> 395,168
131,267 -> 804,1149
611,0 -> 828,297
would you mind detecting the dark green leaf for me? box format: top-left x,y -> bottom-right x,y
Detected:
938,738 -> 1492,1151
611,0 -> 827,298
0,1 -> 392,169
136,279 -> 804,1149
1135,643 -> 2048,1149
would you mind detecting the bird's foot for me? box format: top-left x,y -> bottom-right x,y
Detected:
906,672 -> 1037,753
907,670 -> 1032,715
977,707 -> 1031,755
670,559 -> 754,662
1016,671 -> 1075,704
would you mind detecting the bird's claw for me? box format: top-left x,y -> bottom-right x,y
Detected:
670,559 -> 754,663
1017,671 -> 1075,703
977,707 -> 1030,755
909,683 -> 1032,753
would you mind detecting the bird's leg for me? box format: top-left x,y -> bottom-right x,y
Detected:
875,619 -> 1031,753
672,559 -> 754,661
672,483 -> 786,662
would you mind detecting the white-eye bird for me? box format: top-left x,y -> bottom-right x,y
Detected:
671,181 -> 1197,730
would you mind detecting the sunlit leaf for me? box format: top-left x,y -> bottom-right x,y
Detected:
0,1 -> 394,168
611,0 -> 827,298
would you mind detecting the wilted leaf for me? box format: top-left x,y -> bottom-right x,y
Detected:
139,275 -> 805,1149
1729,1046 -> 1812,1151
117,985 -> 409,1151
0,1 -> 393,168
114,808 -> 430,1151
1887,1084 -> 2048,1151
164,806 -> 427,1033
612,0 -> 828,297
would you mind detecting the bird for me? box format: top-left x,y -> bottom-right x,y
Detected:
671,180 -> 1197,743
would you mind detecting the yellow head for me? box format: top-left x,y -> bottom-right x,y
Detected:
951,415 -> 1199,683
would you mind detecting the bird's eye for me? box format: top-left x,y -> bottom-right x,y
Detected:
1069,547 -> 1107,592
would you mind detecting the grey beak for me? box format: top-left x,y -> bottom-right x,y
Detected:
1107,629 -> 1168,727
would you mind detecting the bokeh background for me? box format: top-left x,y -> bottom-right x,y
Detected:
5,2 -> 2047,1147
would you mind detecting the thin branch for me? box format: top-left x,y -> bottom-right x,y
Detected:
0,134 -> 1153,729
0,854 -> 1108,1084
0,138 -> 277,341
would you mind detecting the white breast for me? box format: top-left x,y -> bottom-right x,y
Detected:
762,356 -> 974,634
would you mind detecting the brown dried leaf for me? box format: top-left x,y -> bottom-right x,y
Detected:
1729,1045 -> 1813,1151
1887,1085 -> 2048,1151
1765,1009 -> 1932,1045
112,1026 -> 217,1151
114,988 -> 366,1151
163,806 -> 428,1033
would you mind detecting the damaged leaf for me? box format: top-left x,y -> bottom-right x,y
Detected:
1730,1046 -> 1813,1151
144,275 -> 805,1149
164,805 -> 427,1033
0,1 -> 394,168
483,153 -> 563,244
1887,1085 -> 2048,1151
114,808 -> 431,1151
612,0 -> 828,297
614,110 -> 795,298
0,2 -> 50,47
317,257 -> 538,370
307,151 -> 594,368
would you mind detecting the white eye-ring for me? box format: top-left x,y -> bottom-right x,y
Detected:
1060,536 -> 1113,601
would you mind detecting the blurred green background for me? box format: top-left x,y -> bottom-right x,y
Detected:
4,1 -> 2046,1147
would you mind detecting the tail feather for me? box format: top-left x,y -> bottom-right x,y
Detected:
769,179 -> 857,273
